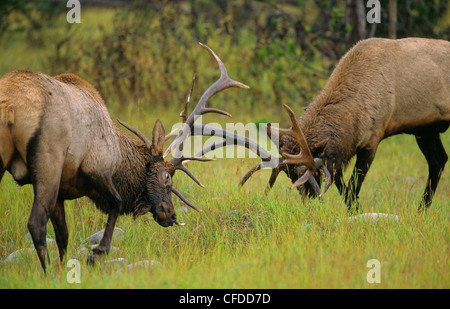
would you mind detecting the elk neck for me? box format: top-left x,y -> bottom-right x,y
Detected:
298,84 -> 363,173
109,129 -> 152,215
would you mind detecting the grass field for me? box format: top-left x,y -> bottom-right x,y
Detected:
0,109 -> 448,288
0,5 -> 449,290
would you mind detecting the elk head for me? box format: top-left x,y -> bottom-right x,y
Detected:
117,118 -> 179,227
239,104 -> 332,201
118,43 -> 249,226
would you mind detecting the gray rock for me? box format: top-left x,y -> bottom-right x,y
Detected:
116,259 -> 163,274
104,258 -> 129,267
83,227 -> 124,245
75,245 -> 89,257
337,213 -> 400,223
5,236 -> 59,264
103,257 -> 130,274
4,248 -> 36,263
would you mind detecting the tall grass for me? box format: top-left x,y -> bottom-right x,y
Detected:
0,5 -> 448,289
0,131 -> 448,288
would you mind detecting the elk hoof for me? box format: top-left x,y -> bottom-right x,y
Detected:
86,254 -> 99,265
86,253 -> 101,265
87,245 -> 109,265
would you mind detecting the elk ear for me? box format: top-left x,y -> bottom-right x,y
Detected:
151,119 -> 165,157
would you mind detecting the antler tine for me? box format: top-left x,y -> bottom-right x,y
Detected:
271,104 -> 315,170
194,139 -> 227,158
180,122 -> 284,190
239,162 -> 265,187
320,164 -> 332,197
174,163 -> 205,188
180,74 -> 197,123
117,119 -> 152,149
164,127 -> 178,142
265,166 -> 284,194
193,124 -> 277,161
198,43 -> 250,92
171,187 -> 202,212
164,44 -> 249,189
164,43 -> 250,159
233,123 -> 286,189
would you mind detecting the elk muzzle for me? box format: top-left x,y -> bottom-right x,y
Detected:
152,201 -> 179,227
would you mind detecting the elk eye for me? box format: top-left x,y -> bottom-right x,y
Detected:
165,173 -> 171,184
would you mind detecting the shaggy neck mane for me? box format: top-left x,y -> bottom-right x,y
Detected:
111,129 -> 151,215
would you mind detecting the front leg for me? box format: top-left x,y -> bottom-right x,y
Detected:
333,167 -> 346,196
343,146 -> 377,213
85,171 -> 122,265
87,209 -> 119,265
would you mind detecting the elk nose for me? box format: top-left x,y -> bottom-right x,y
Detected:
171,214 -> 177,222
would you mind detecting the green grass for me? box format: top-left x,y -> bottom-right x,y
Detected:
1,130 -> 449,288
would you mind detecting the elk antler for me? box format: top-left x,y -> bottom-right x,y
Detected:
117,119 -> 175,148
164,43 -> 249,188
164,43 -> 249,158
238,104 -> 332,198
271,104 -> 315,170
161,43 -> 249,210
179,73 -> 197,123
185,122 -> 283,193
119,44 -> 251,214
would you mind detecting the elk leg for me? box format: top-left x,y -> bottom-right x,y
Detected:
415,133 -> 448,212
344,147 -> 377,212
87,208 -> 119,265
28,182 -> 60,272
86,171 -> 122,265
26,128 -> 67,272
333,168 -> 346,196
50,199 -> 69,264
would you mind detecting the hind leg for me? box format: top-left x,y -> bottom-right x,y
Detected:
50,199 -> 69,264
28,178 -> 61,272
415,133 -> 448,212
27,140 -> 65,272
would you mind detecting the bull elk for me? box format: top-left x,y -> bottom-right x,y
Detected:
239,38 -> 449,212
0,43 -> 249,272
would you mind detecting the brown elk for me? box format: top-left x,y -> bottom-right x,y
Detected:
0,43 -> 249,272
239,38 -> 449,212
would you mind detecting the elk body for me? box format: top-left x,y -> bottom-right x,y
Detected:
241,38 -> 449,212
0,44 -> 248,272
